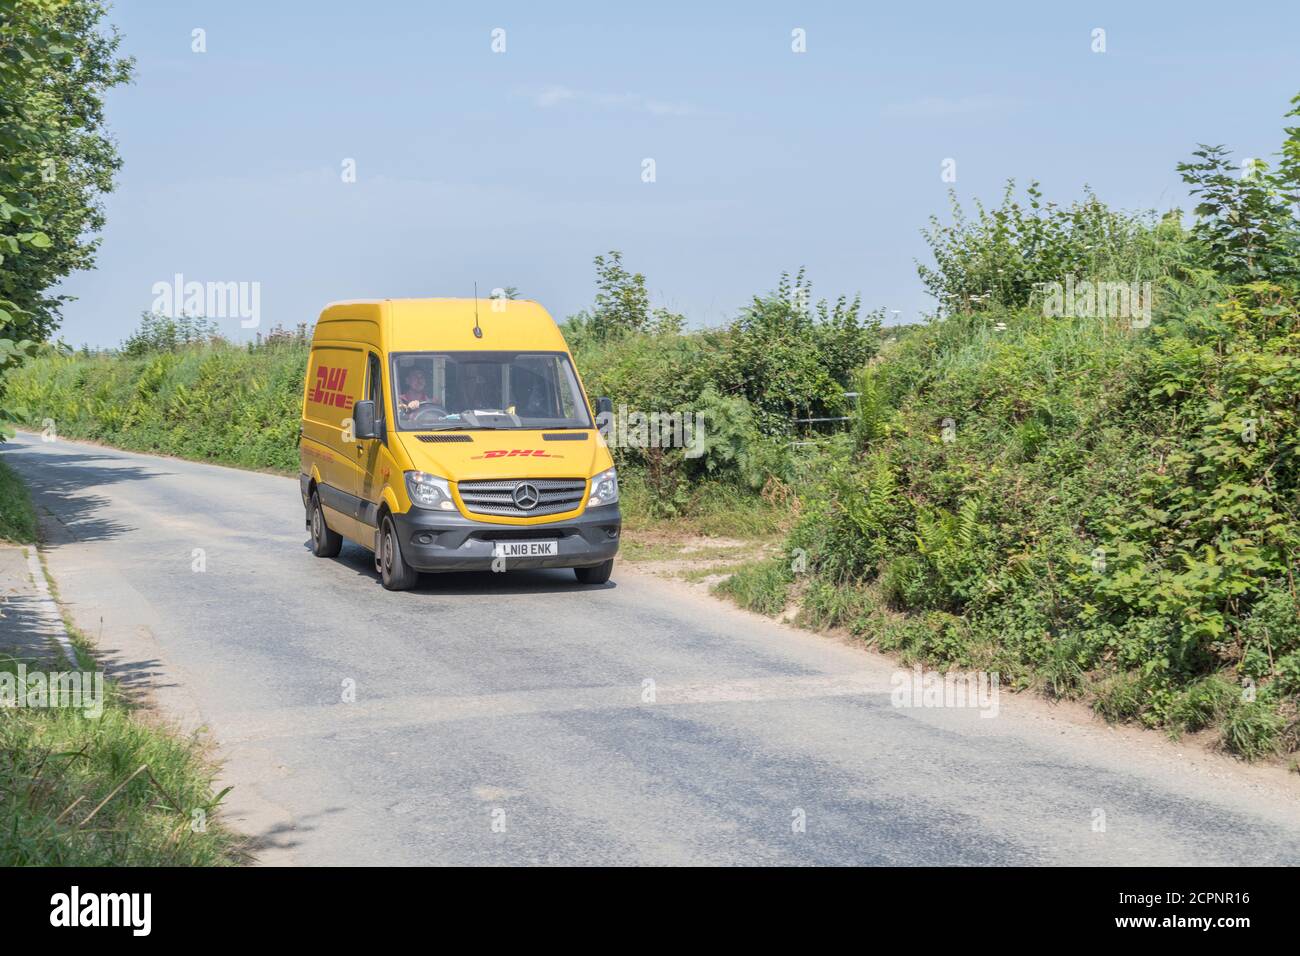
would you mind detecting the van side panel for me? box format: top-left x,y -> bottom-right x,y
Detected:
301,342 -> 368,542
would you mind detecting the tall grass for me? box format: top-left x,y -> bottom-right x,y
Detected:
0,658 -> 244,865
0,459 -> 36,543
7,342 -> 307,473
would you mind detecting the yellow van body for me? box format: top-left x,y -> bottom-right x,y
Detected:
298,298 -> 620,589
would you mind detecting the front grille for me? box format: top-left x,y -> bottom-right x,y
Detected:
457,478 -> 587,517
474,529 -> 570,541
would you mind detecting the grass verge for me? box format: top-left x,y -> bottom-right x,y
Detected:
714,565 -> 1300,763
712,556 -> 793,616
0,458 -> 36,544
0,656 -> 245,865
0,466 -> 244,865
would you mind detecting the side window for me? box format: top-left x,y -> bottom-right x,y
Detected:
367,353 -> 384,426
554,357 -> 577,418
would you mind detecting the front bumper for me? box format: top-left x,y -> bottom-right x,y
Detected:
389,503 -> 621,572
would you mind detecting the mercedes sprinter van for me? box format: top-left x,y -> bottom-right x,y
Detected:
298,298 -> 620,590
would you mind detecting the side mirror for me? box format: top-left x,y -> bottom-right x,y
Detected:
353,400 -> 380,440
595,396 -> 614,417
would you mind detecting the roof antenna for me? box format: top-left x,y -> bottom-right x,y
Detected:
472,282 -> 483,338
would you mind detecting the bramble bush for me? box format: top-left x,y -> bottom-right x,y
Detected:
568,256 -> 880,511
917,180 -> 1185,315
721,93 -> 1300,759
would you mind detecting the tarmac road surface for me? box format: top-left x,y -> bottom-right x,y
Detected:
4,431 -> 1299,865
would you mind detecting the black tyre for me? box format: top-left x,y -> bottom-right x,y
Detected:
574,559 -> 614,585
378,515 -> 419,591
309,492 -> 343,558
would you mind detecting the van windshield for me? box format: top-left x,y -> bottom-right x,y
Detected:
390,351 -> 593,431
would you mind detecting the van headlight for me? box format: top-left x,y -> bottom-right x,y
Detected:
588,467 -> 619,507
405,471 -> 455,511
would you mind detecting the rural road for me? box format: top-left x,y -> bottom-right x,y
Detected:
3,431 -> 1300,865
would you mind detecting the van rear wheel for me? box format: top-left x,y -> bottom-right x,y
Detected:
379,515 -> 420,591
309,492 -> 343,558
574,559 -> 614,585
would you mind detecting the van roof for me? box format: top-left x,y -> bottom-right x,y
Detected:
314,297 -> 569,353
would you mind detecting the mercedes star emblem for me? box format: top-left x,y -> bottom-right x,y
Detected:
512,482 -> 540,510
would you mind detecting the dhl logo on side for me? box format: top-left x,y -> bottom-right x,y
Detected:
470,449 -> 563,460
309,365 -> 350,408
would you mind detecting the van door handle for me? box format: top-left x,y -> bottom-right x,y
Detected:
356,444 -> 365,455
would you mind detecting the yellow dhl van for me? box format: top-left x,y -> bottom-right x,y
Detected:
298,298 -> 620,590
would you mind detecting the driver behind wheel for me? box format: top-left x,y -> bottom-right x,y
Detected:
399,367 -> 431,412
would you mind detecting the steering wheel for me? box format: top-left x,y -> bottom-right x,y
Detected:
408,401 -> 448,425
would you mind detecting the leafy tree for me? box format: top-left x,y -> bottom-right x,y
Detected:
566,251 -> 684,343
0,0 -> 132,434
1177,96 -> 1300,283
591,250 -> 649,337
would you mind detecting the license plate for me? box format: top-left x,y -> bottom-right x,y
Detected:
492,540 -> 558,558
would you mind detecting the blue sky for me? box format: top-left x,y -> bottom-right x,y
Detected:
55,0 -> 1300,346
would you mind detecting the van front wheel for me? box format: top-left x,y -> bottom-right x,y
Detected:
574,559 -> 614,585
378,515 -> 420,591
309,492 -> 343,558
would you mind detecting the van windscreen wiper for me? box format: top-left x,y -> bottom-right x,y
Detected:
426,424 -> 509,431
